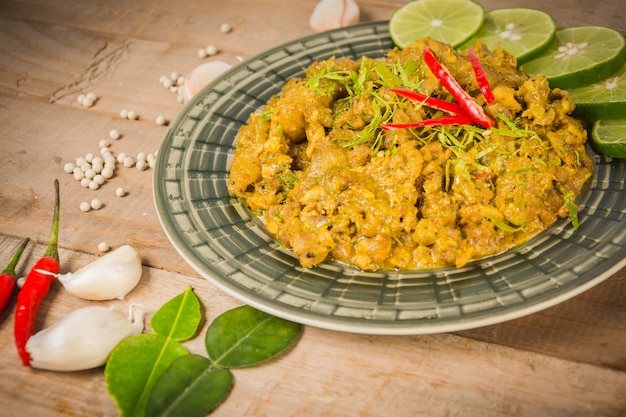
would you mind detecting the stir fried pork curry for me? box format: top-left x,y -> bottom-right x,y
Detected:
228,38 -> 593,271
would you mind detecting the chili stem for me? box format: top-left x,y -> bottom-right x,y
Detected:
43,179 -> 60,261
2,238 -> 30,276
0,238 -> 30,313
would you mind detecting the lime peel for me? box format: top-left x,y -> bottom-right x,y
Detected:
460,8 -> 556,65
520,26 -> 626,90
389,0 -> 485,49
590,118 -> 626,159
569,61 -> 626,120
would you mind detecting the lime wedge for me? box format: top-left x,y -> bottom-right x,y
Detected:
569,61 -> 626,120
389,0 -> 485,49
520,26 -> 626,90
590,118 -> 626,158
460,8 -> 556,65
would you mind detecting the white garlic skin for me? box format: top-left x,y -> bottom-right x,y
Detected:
58,244 -> 142,300
26,305 -> 144,371
183,61 -> 231,101
310,0 -> 360,32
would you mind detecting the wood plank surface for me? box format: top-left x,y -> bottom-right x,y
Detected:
0,0 -> 625,416
1,241 -> 625,417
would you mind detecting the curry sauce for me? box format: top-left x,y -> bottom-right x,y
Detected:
228,38 -> 593,271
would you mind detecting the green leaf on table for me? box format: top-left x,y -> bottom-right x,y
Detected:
146,355 -> 233,417
151,286 -> 202,341
105,287 -> 203,417
105,335 -> 189,417
206,305 -> 303,368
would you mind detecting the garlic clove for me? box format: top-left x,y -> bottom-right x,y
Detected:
183,61 -> 231,101
309,0 -> 360,32
58,244 -> 142,300
26,305 -> 144,372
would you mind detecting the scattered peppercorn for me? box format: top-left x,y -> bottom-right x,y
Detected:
109,129 -> 121,140
90,199 -> 102,210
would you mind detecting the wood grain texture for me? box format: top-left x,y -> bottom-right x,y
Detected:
0,0 -> 625,416
1,241 -> 625,417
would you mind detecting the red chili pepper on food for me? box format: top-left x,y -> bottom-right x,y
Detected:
422,46 -> 494,129
14,179 -> 60,366
0,238 -> 30,314
381,114 -> 473,130
388,88 -> 466,115
471,170 -> 494,179
468,48 -> 495,104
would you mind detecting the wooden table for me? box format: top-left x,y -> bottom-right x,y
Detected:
1,0 -> 625,416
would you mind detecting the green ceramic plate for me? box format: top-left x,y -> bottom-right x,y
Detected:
153,21 -> 626,335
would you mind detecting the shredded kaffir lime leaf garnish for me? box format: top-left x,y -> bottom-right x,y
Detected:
259,108 -> 273,122
226,37 -> 595,272
298,51 -> 584,231
277,166 -> 299,189
305,57 -> 433,156
492,112 -> 540,140
488,216 -> 524,232
558,184 -> 580,230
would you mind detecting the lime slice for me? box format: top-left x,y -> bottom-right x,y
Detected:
569,61 -> 626,120
590,118 -> 626,158
520,26 -> 626,90
389,0 -> 485,49
460,8 -> 556,65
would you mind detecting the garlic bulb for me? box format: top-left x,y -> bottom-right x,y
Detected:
58,244 -> 142,300
310,0 -> 360,32
26,305 -> 144,371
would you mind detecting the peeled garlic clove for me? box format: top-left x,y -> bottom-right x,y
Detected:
58,244 -> 142,300
310,0 -> 360,32
27,305 -> 144,371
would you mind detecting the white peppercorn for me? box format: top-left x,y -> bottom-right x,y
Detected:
90,198 -> 102,210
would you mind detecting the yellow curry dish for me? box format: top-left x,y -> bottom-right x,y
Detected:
227,38 -> 593,271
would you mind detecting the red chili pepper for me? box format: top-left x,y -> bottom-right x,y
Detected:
422,46 -> 494,129
468,48 -> 495,104
0,238 -> 30,314
471,171 -> 494,179
388,88 -> 465,115
381,114 -> 473,131
14,179 -> 60,366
